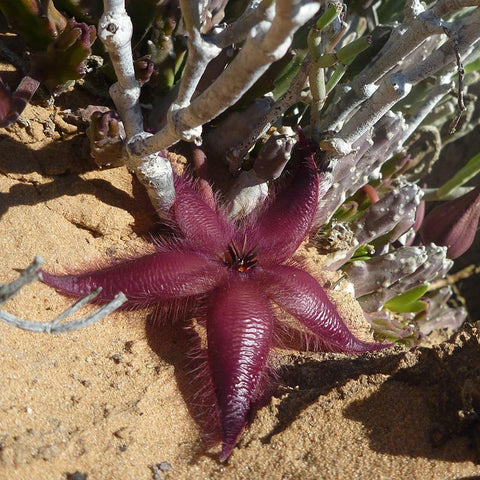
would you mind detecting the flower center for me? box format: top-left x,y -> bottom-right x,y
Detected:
224,239 -> 257,274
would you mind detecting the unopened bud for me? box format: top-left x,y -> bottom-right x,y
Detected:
419,184 -> 480,259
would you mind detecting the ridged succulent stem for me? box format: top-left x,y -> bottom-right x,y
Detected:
98,0 -> 318,214
130,0 -> 319,156
99,0 -> 175,213
226,55 -> 310,166
212,0 -> 275,48
324,7 -> 480,157
320,0 -> 480,132
174,0 -> 221,112
400,76 -> 452,145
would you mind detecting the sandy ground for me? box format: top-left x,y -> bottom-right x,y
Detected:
1,103 -> 480,480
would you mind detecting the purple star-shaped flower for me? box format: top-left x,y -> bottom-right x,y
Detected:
41,140 -> 387,460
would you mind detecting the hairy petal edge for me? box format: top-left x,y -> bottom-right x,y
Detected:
41,249 -> 225,306
173,174 -> 234,253
207,275 -> 274,461
249,153 -> 320,265
263,265 -> 389,353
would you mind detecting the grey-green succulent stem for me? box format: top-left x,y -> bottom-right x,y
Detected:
325,7 -> 480,157
174,0 -> 221,110
315,2 -> 343,32
323,36 -> 373,95
132,0 -> 320,160
211,0 -> 275,48
99,0 -> 319,215
226,54 -> 310,166
320,0 -> 480,132
423,186 -> 474,201
99,0 -> 175,213
337,36 -> 373,64
308,3 -> 346,134
400,77 -> 452,145
272,53 -> 305,100
346,245 -> 451,313
313,36 -> 371,69
325,63 -> 347,93
100,0 -> 143,139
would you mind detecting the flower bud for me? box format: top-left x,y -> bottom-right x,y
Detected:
134,57 -> 155,86
419,184 -> 480,259
87,110 -> 125,167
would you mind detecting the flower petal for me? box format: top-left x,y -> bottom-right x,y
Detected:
41,249 -> 225,307
174,175 -> 234,253
207,275 -> 274,461
249,144 -> 321,264
264,265 -> 389,353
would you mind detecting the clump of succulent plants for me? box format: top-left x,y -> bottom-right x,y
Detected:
1,0 -> 480,460
0,0 -> 96,126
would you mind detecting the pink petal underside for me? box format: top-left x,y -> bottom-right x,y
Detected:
263,264 -> 389,354
207,275 -> 274,461
247,153 -> 319,265
173,175 -> 234,253
41,249 -> 225,307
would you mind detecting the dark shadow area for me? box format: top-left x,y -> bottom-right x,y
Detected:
261,346 -> 406,444
421,92 -> 480,322
0,128 -> 90,176
144,311 -> 222,462
449,233 -> 480,322
343,325 -> 480,463
256,325 -> 480,464
0,135 -> 158,235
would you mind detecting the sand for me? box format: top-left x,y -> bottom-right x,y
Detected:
1,102 -> 480,480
